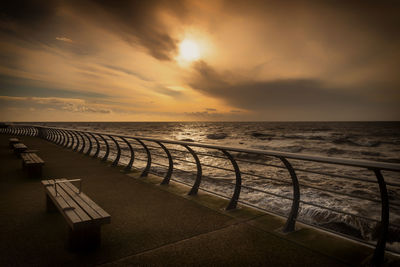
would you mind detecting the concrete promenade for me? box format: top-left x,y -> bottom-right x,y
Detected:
0,134 -> 398,266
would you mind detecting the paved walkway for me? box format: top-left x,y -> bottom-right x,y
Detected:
0,134 -> 396,266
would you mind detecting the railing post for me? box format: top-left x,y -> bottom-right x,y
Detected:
121,137 -> 135,171
77,132 -> 86,153
48,129 -> 54,142
73,131 -> 80,151
64,130 -> 73,148
135,139 -> 151,177
278,156 -> 300,233
51,129 -> 57,143
61,130 -> 69,147
182,145 -> 202,195
98,134 -> 110,161
109,135 -> 121,166
53,129 -> 60,144
156,142 -> 173,185
83,132 -> 93,156
371,169 -> 389,266
59,129 -> 67,146
220,149 -> 242,210
89,133 -> 100,158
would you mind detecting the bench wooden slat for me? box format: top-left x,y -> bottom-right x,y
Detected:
21,152 -> 44,165
42,181 -> 82,225
63,181 -> 111,220
42,180 -> 91,227
13,143 -> 27,149
51,181 -> 92,223
57,182 -> 103,221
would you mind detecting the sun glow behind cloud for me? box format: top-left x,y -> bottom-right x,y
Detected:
179,39 -> 200,61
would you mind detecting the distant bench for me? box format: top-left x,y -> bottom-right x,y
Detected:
9,138 -> 19,148
21,152 -> 44,178
42,179 -> 111,251
13,143 -> 27,157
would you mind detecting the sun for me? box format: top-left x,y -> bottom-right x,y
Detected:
179,39 -> 200,62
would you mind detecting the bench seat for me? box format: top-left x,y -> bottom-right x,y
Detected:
13,143 -> 27,157
9,138 -> 19,148
21,152 -> 44,178
42,179 -> 111,250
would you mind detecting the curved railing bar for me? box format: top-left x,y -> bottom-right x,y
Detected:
98,134 -> 110,161
182,145 -> 202,195
53,129 -> 60,144
220,149 -> 242,210
77,131 -> 86,154
109,135 -> 121,166
156,141 -> 173,185
52,129 -> 58,143
83,132 -> 93,156
135,138 -> 151,177
371,169 -> 389,266
48,129 -> 55,142
59,129 -> 67,147
279,157 -> 300,233
67,130 -> 75,149
59,129 -> 65,145
120,137 -> 135,171
62,130 -> 70,148
73,131 -> 80,151
89,133 -> 100,158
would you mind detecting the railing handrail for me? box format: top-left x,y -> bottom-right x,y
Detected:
19,124 -> 400,172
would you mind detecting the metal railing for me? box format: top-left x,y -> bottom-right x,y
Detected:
2,124 -> 400,266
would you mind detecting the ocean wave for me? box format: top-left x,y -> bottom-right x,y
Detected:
206,133 -> 228,140
326,148 -> 346,155
250,132 -> 274,140
332,137 -> 381,147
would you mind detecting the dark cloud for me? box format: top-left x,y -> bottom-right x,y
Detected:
73,0 -> 188,60
0,0 -> 59,27
0,0 -> 187,60
189,61 -> 400,120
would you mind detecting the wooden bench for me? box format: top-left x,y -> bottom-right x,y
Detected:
9,138 -> 20,148
21,152 -> 44,178
13,143 -> 27,157
42,179 -> 111,251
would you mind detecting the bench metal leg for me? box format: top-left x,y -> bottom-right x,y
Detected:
67,225 -> 101,251
46,194 -> 58,213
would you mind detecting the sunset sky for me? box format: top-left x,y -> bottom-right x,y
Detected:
0,0 -> 399,121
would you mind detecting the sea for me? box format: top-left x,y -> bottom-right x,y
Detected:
26,121 -> 400,251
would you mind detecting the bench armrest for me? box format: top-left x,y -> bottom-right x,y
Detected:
54,179 -> 82,196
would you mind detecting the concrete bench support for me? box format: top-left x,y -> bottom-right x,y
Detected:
42,179 -> 111,251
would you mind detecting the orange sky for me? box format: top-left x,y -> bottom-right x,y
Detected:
0,0 -> 399,121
